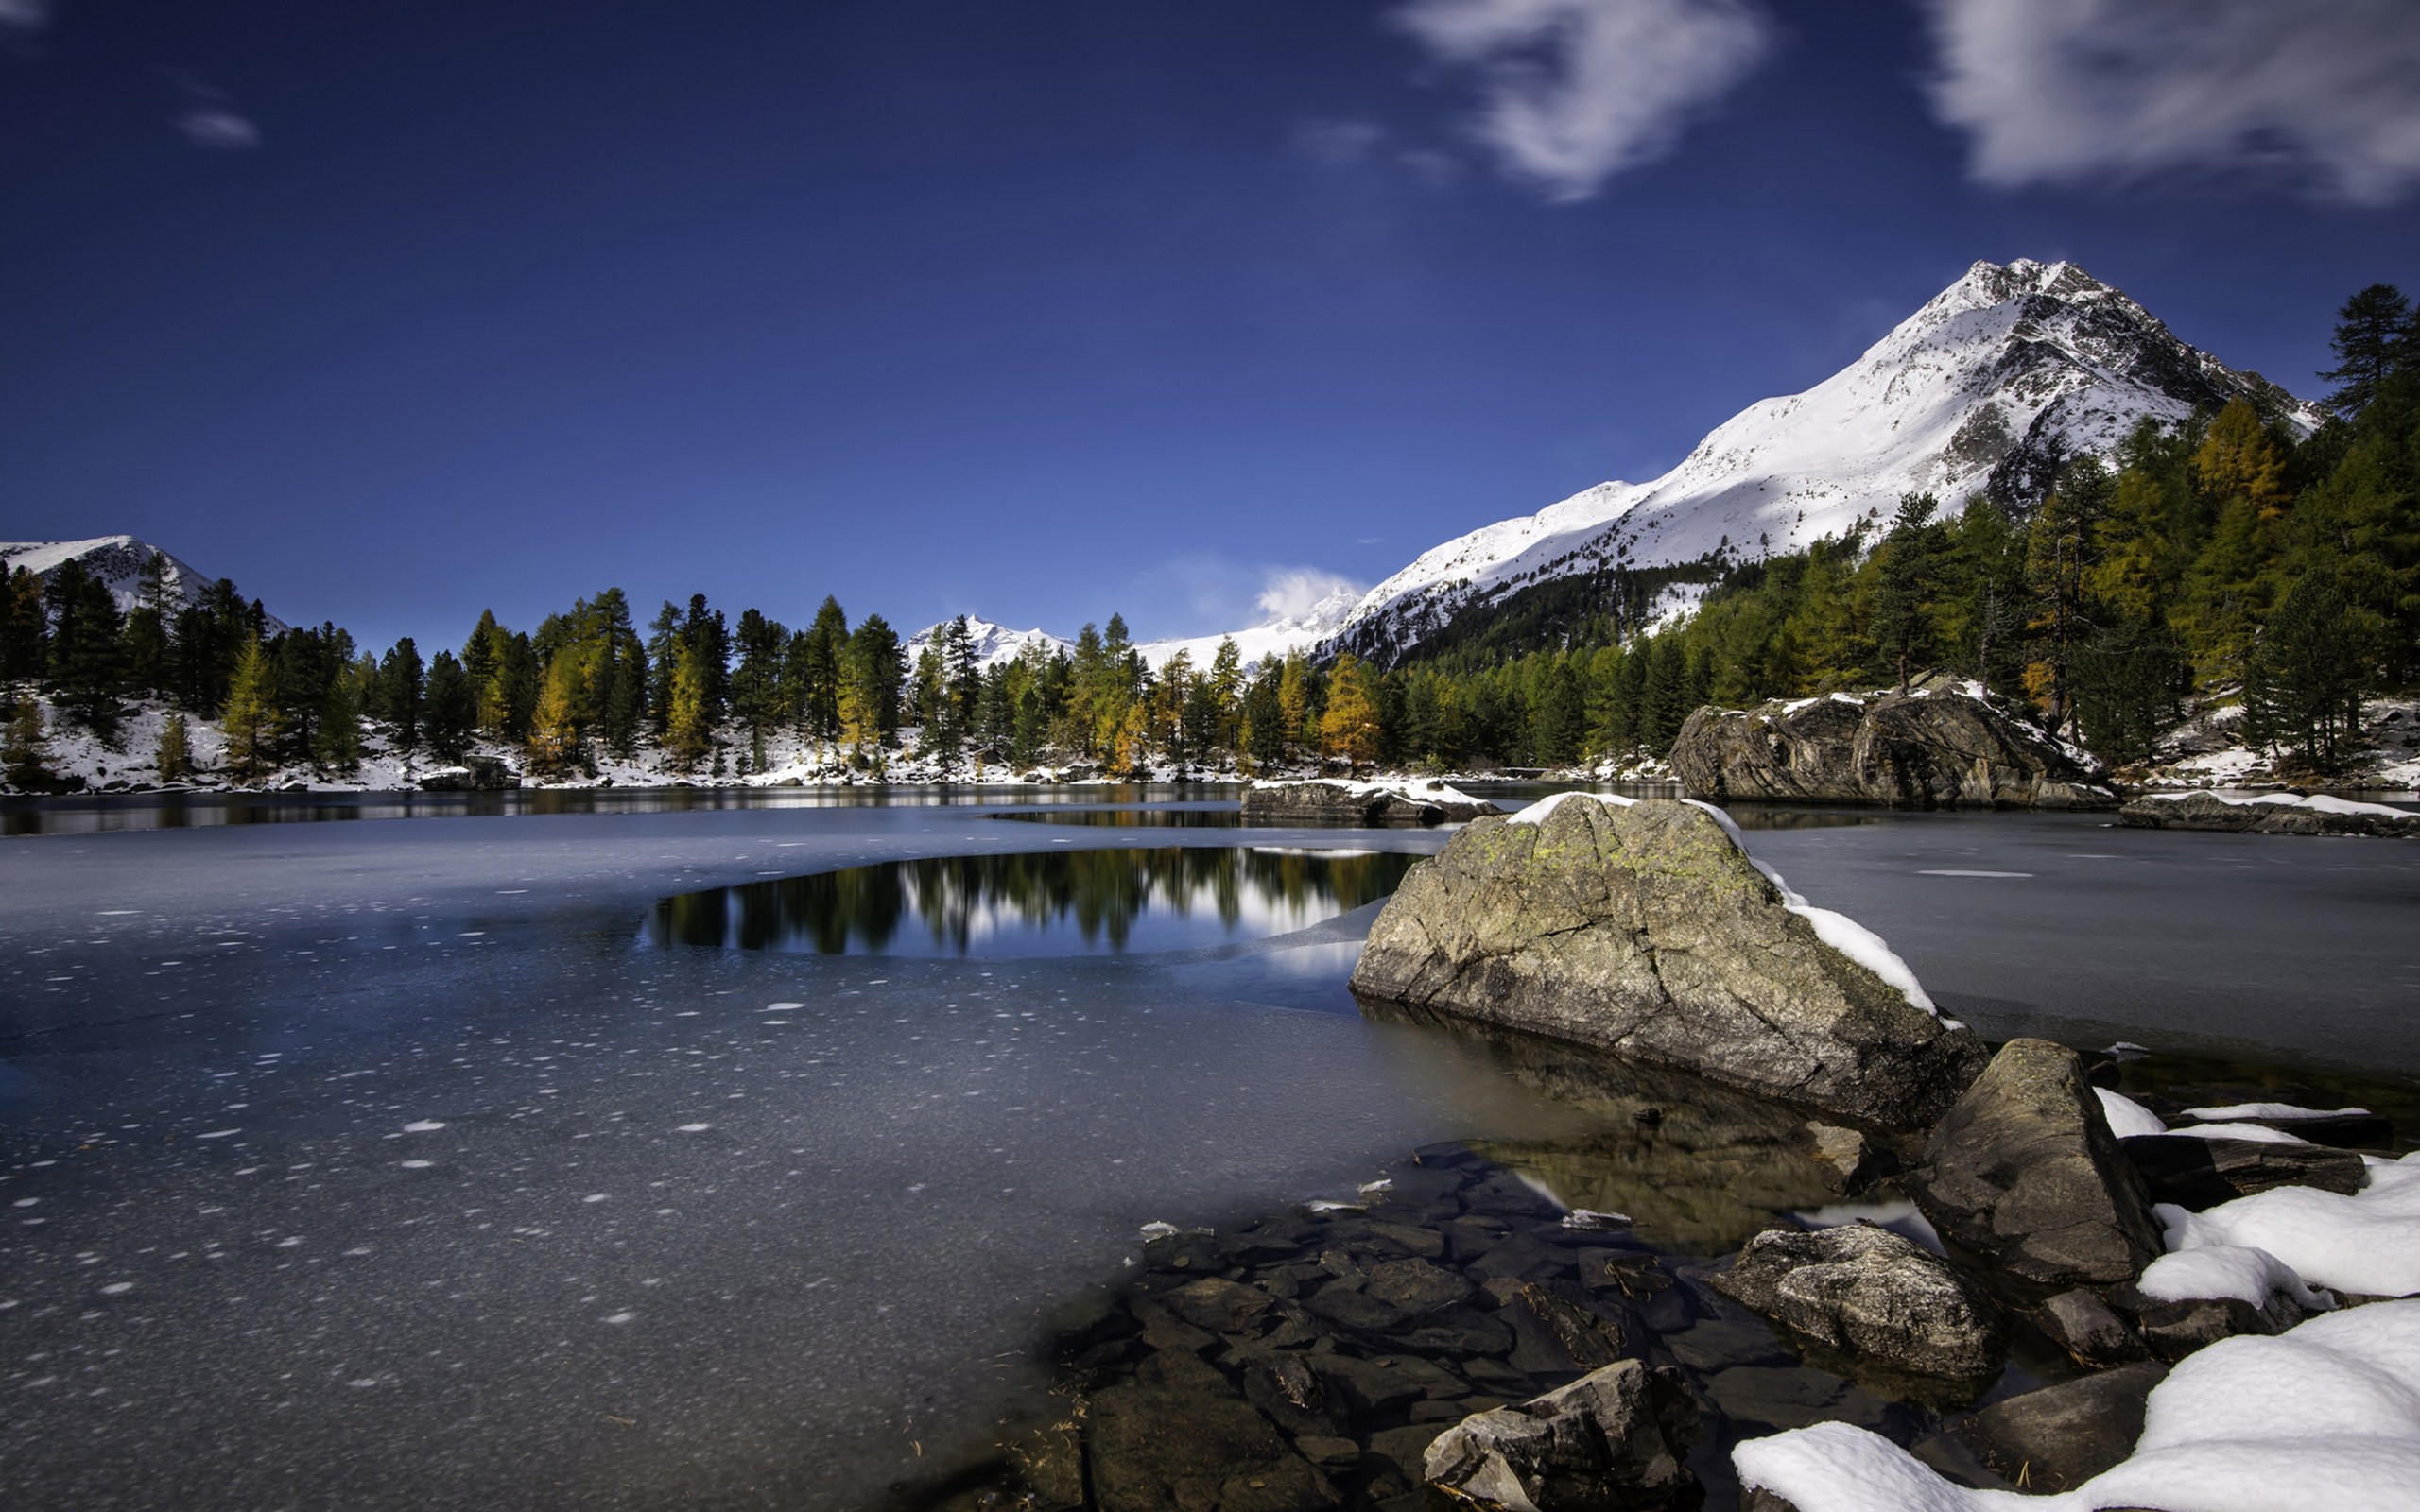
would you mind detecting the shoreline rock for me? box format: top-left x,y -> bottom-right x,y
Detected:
2118,789 -> 2420,837
1669,684 -> 2116,810
1238,778 -> 1499,827
1711,1223 -> 2007,1387
1348,796 -> 1986,1129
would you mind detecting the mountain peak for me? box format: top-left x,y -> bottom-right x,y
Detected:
1331,258 -> 2322,663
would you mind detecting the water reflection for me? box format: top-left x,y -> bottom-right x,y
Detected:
645,846 -> 1419,957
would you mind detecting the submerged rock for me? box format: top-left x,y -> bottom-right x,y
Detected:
1423,1359 -> 1700,1511
1669,684 -> 2116,810
1238,778 -> 1497,827
1711,1222 -> 2007,1383
1348,796 -> 1985,1129
1910,1039 -> 2163,1287
1945,1361 -> 2168,1493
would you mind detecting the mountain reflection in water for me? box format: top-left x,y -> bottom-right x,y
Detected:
645,846 -> 1419,956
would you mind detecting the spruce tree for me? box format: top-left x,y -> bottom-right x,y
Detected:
315,672 -> 363,778
376,637 -> 425,753
122,551 -> 172,697
46,559 -> 126,738
1871,492 -> 1943,692
3,694 -> 53,791
423,651 -> 476,762
2319,284 -> 2413,419
731,608 -> 787,769
0,566 -> 44,682
2246,571 -> 2374,772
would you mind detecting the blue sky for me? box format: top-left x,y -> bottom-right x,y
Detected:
3,0 -> 2417,655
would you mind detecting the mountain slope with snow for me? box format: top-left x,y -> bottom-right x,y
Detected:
1,534 -> 289,633
1328,259 -> 2323,662
901,615 -> 1074,670
908,584 -> 1360,677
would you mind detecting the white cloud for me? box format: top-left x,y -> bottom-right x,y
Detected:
0,0 -> 51,37
1392,0 -> 1772,202
178,107 -> 261,150
1255,568 -> 1364,625
1920,0 -> 2420,204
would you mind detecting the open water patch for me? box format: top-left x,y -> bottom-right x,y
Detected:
643,845 -> 1419,957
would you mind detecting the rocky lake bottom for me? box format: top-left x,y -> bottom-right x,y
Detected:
0,785 -> 2414,1510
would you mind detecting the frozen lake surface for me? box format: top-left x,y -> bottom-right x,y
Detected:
2,790 -> 2415,1509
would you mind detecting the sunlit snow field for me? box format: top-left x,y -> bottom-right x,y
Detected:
2,788 -> 2416,1509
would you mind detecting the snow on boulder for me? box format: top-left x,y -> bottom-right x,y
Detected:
1735,1300 -> 2420,1512
1347,795 -> 1986,1128
2120,789 -> 2420,838
2152,1152 -> 2420,1297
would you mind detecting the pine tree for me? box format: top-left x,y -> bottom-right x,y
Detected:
46,559 -> 126,738
2246,570 -> 2374,773
2319,284 -> 2413,420
374,637 -> 425,753
122,551 -> 171,696
423,651 -> 477,763
0,566 -> 44,682
221,637 -> 280,783
315,671 -> 363,778
2024,460 -> 2112,739
154,711 -> 194,783
731,608 -> 787,770
1871,492 -> 1943,692
3,694 -> 53,791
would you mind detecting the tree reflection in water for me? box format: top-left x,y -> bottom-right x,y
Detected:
645,847 -> 1419,956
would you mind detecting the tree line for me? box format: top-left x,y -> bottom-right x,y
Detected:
6,284 -> 2414,788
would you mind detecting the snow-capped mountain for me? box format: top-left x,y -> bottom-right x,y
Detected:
1328,259 -> 2324,662
902,615 -> 1076,670
0,534 -> 290,633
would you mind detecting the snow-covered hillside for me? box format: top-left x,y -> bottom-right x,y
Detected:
0,535 -> 289,633
1328,259 -> 2324,662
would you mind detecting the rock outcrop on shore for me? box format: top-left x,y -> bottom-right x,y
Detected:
1910,1040 -> 2162,1287
1422,1360 -> 1700,1512
1669,684 -> 2117,810
1348,795 -> 1986,1129
1239,778 -> 1499,827
2118,789 -> 2420,837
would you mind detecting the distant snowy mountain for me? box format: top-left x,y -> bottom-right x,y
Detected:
1328,259 -> 2324,662
0,534 -> 290,633
902,615 -> 1076,670
907,584 -> 1361,679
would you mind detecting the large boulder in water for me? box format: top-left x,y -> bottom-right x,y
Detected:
1239,778 -> 1498,827
1347,795 -> 1986,1129
1910,1039 -> 2163,1287
1669,685 -> 2115,810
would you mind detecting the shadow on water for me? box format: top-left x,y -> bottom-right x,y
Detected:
643,846 -> 1419,957
0,782 -> 1248,837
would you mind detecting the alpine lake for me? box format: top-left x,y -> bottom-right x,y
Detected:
1,782 -> 2415,1511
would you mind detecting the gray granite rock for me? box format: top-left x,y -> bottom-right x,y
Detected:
1348,797 -> 1986,1129
1423,1359 -> 1699,1511
1712,1222 -> 2007,1382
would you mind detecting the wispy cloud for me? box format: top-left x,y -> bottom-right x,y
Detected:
1293,117 -> 1391,168
0,0 -> 51,37
1392,0 -> 1772,203
177,105 -> 262,150
160,70 -> 262,150
1920,0 -> 2420,204
1256,568 -> 1364,625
